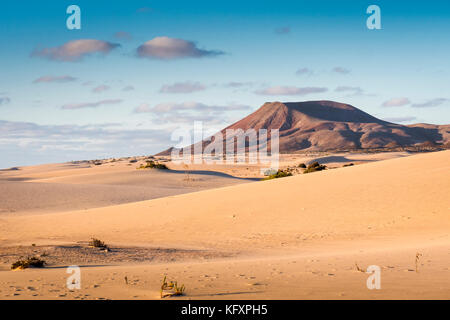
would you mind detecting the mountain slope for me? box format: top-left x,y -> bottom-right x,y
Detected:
157,100 -> 450,154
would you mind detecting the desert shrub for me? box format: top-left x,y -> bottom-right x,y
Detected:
11,257 -> 45,270
298,163 -> 306,168
89,238 -> 108,249
303,162 -> 326,174
138,160 -> 169,170
343,163 -> 354,167
262,169 -> 293,180
160,276 -> 185,298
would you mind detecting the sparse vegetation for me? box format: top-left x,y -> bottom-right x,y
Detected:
11,257 -> 46,270
355,262 -> 365,273
415,252 -> 422,272
183,164 -> 191,182
89,238 -> 108,250
343,163 -> 354,167
262,169 -> 293,180
160,276 -> 186,298
138,160 -> 169,170
303,162 -> 327,174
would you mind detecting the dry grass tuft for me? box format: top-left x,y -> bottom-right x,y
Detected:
415,252 -> 423,272
160,276 -> 186,298
355,262 -> 365,273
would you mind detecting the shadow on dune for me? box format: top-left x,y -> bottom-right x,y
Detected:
188,290 -> 265,297
45,264 -> 113,269
165,169 -> 260,181
306,156 -> 348,165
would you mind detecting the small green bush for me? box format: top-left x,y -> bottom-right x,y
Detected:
138,160 -> 169,170
303,162 -> 326,174
262,169 -> 293,180
11,257 -> 45,270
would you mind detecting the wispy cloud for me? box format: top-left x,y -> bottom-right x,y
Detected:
335,86 -> 364,96
136,37 -> 224,60
33,75 -> 77,84
382,97 -> 411,107
159,82 -> 206,94
275,26 -> 291,34
0,97 -> 11,105
134,103 -> 152,114
383,116 -> 417,123
332,67 -> 351,74
295,68 -> 313,76
255,86 -> 328,96
32,39 -> 120,62
0,119 -> 173,168
136,101 -> 251,113
92,85 -> 110,93
411,98 -> 448,108
61,99 -> 122,110
122,85 -> 135,91
224,82 -> 255,88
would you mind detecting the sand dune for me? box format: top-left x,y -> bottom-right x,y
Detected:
0,150 -> 449,299
0,160 -> 253,216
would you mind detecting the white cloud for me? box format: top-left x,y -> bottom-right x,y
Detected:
382,116 -> 417,123
134,103 -> 152,113
149,102 -> 251,113
332,67 -> 351,74
255,86 -> 328,96
61,99 -> 122,110
33,75 -> 77,83
224,82 -> 255,88
0,119 -> 173,168
92,85 -> 110,93
136,37 -> 224,60
411,98 -> 448,108
160,82 -> 206,94
382,97 -> 411,107
32,39 -> 120,62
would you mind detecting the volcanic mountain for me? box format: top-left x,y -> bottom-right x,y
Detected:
157,100 -> 450,154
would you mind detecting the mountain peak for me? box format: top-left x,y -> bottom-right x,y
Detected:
158,100 -> 449,154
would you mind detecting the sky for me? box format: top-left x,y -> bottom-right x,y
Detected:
0,0 -> 449,168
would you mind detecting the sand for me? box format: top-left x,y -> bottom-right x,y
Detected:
0,150 -> 449,299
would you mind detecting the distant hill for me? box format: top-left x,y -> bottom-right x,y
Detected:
156,100 -> 450,155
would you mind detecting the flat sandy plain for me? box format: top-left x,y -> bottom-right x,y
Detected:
0,151 -> 449,299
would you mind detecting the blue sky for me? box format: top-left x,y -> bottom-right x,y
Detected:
0,0 -> 449,168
